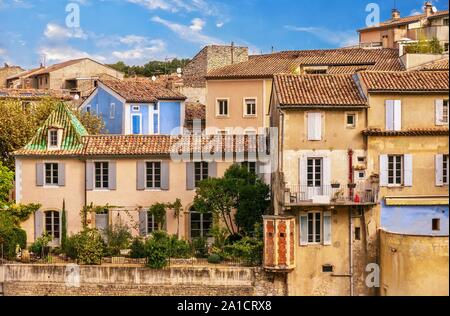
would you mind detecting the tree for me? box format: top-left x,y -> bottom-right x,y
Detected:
61,200 -> 67,252
168,199 -> 183,238
193,164 -> 270,236
0,99 -> 104,169
107,58 -> 191,78
149,203 -> 167,230
0,161 -> 14,203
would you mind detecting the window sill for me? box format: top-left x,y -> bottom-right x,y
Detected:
144,188 -> 162,192
92,189 -> 112,192
43,185 -> 61,189
243,115 -> 257,118
215,115 -> 230,119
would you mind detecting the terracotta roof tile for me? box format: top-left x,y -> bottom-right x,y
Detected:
419,58 -> 449,71
206,48 -> 403,79
185,102 -> 206,121
100,78 -> 186,103
363,127 -> 449,136
359,71 -> 449,92
273,74 -> 367,107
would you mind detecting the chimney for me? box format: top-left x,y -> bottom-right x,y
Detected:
424,1 -> 433,17
391,8 -> 401,20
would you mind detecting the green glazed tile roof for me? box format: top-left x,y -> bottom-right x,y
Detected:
22,102 -> 88,154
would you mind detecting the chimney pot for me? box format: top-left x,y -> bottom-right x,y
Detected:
424,1 -> 433,17
392,8 -> 401,20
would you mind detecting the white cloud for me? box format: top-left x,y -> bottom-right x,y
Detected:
38,45 -> 105,64
0,0 -> 34,9
216,22 -> 224,28
127,0 -> 174,12
44,23 -> 88,40
127,0 -> 223,16
285,25 -> 359,48
112,38 -> 168,64
151,16 -> 224,45
410,9 -> 422,16
0,47 -> 7,56
190,18 -> 205,31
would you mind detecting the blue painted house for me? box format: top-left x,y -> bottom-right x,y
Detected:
80,79 -> 186,135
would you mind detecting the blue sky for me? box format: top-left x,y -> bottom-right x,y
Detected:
0,0 -> 448,68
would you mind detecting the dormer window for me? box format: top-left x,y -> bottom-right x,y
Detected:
48,129 -> 61,150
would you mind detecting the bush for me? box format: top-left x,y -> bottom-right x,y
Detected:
66,229 -> 106,265
225,237 -> 263,266
168,235 -> 192,259
129,237 -> 146,259
207,253 -> 222,264
29,233 -> 52,258
191,237 -> 208,258
145,237 -> 168,269
0,227 -> 27,259
105,222 -> 132,256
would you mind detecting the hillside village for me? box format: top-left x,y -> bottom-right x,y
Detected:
0,1 -> 449,297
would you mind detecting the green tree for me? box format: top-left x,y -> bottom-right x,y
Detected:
149,203 -> 167,230
108,58 -> 191,78
0,161 -> 14,203
168,198 -> 183,238
61,200 -> 67,252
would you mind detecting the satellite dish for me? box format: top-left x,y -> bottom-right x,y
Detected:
177,68 -> 182,74
151,76 -> 157,81
73,94 -> 80,100
432,6 -> 437,13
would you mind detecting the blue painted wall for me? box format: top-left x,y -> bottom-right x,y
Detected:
381,201 -> 449,236
83,86 -> 124,134
160,101 -> 181,134
129,104 -> 150,135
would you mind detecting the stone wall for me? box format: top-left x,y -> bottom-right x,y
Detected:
1,264 -> 286,296
0,65 -> 24,88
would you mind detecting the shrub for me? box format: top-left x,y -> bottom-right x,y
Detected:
29,233 -> 52,258
168,235 -> 192,259
191,237 -> 208,258
105,221 -> 132,256
0,226 -> 27,259
66,229 -> 106,265
129,237 -> 146,259
207,253 -> 222,264
225,237 -> 263,266
145,237 -> 169,269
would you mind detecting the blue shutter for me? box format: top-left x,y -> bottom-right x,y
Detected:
58,163 -> 65,186
34,210 -> 43,240
132,115 -> 141,135
86,161 -> 94,191
161,161 -> 170,190
109,162 -> 117,190
137,161 -> 146,190
139,210 -> 147,236
36,163 -> 44,186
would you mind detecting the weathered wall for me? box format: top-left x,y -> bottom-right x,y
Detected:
380,230 -> 449,296
0,65 -> 24,88
1,264 -> 286,296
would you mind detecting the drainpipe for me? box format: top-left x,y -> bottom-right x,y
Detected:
348,149 -> 354,200
349,207 -> 354,296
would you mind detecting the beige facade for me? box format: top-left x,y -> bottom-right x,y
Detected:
0,65 -> 24,88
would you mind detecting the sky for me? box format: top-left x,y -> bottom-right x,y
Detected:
0,0 -> 448,69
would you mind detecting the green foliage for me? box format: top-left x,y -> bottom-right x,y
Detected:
61,201 -> 67,252
210,225 -> 229,250
129,237 -> 146,259
0,208 -> 31,259
207,253 -> 222,264
107,58 -> 190,78
404,37 -> 443,54
168,235 -> 192,259
191,237 -> 209,258
0,203 -> 40,225
29,233 -> 52,258
66,229 -> 106,265
145,239 -> 168,269
104,221 -> 132,256
148,203 -> 167,230
224,236 -> 263,267
0,161 -> 14,202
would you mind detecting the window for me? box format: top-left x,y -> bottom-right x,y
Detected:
444,43 -> 449,53
194,162 -> 209,187
49,130 -> 58,147
307,112 -> 322,141
388,155 -> 403,185
356,171 -> 366,180
242,161 -> 257,174
307,158 -> 322,187
95,162 -> 109,189
432,218 -> 441,231
354,227 -> 361,240
357,156 -> 366,163
444,18 -> 449,26
346,113 -> 356,128
386,100 -> 401,131
110,103 -> 115,119
244,98 -> 256,116
132,105 -> 140,111
45,211 -> 60,239
322,264 -> 334,273
307,212 -> 322,243
147,213 -> 162,234
217,99 -> 229,117
132,114 -> 142,135
305,69 -> 327,74
151,104 -> 160,134
443,155 -> 449,185
45,163 -> 58,185
190,209 -> 213,239
443,100 -> 449,125
146,162 -> 161,189
86,105 -> 91,113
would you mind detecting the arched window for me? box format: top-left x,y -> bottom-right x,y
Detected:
190,207 -> 213,239
45,211 -> 60,240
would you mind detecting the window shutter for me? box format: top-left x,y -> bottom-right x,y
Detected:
323,157 -> 331,187
323,211 -> 332,246
86,161 -> 94,191
393,100 -> 402,131
161,161 -> 170,190
208,162 -> 217,178
137,161 -> 146,190
435,154 -> 444,186
58,163 -> 65,186
379,155 -> 388,187
307,113 -> 315,140
435,99 -> 444,126
404,154 -> 413,187
109,161 -> 117,190
36,163 -> 44,186
315,113 -> 322,140
385,100 -> 394,131
34,210 -> 43,239
299,214 -> 308,246
186,162 -> 195,190
299,157 -> 307,187
139,210 -> 147,236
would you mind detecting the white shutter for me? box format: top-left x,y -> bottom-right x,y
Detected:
299,214 -> 308,246
315,113 -> 322,140
379,155 -> 388,187
435,99 -> 444,126
385,100 -> 394,131
404,154 -> 413,187
323,211 -> 332,246
307,113 -> 315,140
393,100 -> 402,131
299,157 -> 307,187
322,157 -> 331,187
436,154 -> 444,186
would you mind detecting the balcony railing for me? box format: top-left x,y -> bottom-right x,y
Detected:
284,183 -> 377,206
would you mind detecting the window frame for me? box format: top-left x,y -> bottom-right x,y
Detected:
44,210 -> 60,240
48,129 -> 60,149
242,161 -> 257,174
44,162 -> 59,186
443,154 -> 449,185
307,157 -> 323,188
442,100 -> 449,125
147,212 -> 163,234
306,211 -> 322,245
190,210 -> 213,239
216,98 -> 229,118
131,113 -> 142,135
150,103 -> 160,135
387,155 -> 403,186
145,161 -> 162,190
243,97 -> 257,117
94,161 -> 110,190
346,112 -> 357,129
194,161 -> 209,187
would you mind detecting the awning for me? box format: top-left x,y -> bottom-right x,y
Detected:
385,196 -> 449,206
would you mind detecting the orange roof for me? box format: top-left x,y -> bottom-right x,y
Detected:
419,58 -> 449,71
100,78 -> 186,103
273,74 -> 367,107
185,102 -> 206,121
206,48 -> 403,79
363,127 -> 449,136
359,71 -> 449,92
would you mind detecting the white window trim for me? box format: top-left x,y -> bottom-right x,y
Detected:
387,155 -> 403,187
145,160 -> 163,191
131,113 -> 143,135
43,162 -> 59,188
44,210 -> 61,242
132,105 -> 141,112
216,98 -> 230,118
47,129 -> 62,150
150,103 -> 160,135
243,97 -> 257,117
93,160 -> 111,191
345,112 -> 357,129
110,103 -> 116,119
306,211 -> 322,245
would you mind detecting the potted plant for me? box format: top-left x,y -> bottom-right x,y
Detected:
347,183 -> 357,189
331,180 -> 341,189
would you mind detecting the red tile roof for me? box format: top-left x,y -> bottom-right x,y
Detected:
185,102 -> 206,121
206,48 -> 404,79
273,74 -> 367,107
100,78 -> 186,103
419,58 -> 449,71
359,71 -> 449,92
363,127 -> 449,136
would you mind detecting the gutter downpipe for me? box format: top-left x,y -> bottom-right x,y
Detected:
278,108 -> 286,217
348,149 -> 354,296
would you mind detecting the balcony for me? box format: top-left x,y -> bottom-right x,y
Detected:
406,26 -> 449,42
284,183 -> 378,206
